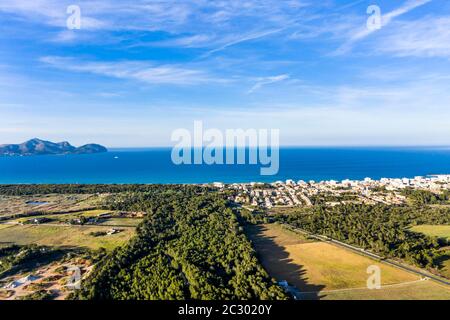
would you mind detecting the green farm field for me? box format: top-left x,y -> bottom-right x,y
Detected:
410,225 -> 450,241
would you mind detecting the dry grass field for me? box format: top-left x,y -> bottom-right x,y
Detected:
247,223 -> 450,300
286,241 -> 418,289
98,218 -> 143,227
0,224 -> 135,251
10,209 -> 112,223
0,224 -> 12,231
321,280 -> 450,300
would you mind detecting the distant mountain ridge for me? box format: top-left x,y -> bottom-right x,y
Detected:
0,138 -> 108,156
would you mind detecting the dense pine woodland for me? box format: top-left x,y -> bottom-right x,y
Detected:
401,188 -> 450,205
72,188 -> 287,300
0,184 -> 214,195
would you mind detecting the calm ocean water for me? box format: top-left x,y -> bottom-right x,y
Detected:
1,147 -> 450,184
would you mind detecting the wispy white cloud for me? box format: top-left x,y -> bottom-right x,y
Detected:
335,0 -> 432,54
204,28 -> 286,56
0,0 -> 310,31
0,0 -> 317,48
151,29 -> 285,52
378,16 -> 450,58
247,74 -> 290,93
39,56 -> 227,85
0,0 -> 109,30
152,34 -> 215,48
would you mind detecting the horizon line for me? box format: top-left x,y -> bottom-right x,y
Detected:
108,145 -> 450,149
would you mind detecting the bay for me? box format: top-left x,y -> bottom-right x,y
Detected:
1,147 -> 450,184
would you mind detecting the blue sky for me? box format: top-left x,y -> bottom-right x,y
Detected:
1,0 -> 450,147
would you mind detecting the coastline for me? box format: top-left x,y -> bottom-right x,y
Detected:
1,174 -> 450,186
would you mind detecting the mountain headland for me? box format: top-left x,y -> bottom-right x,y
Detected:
0,138 -> 108,156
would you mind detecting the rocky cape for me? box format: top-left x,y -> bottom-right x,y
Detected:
0,138 -> 108,156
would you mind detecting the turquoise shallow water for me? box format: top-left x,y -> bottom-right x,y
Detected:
1,147 -> 450,184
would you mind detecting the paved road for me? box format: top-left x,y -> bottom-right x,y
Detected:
282,224 -> 450,287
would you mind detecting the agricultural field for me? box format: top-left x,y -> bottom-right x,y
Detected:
0,194 -> 105,218
0,194 -> 142,289
0,224 -> 135,251
410,224 -> 450,241
0,224 -> 12,231
9,209 -> 113,223
322,280 -> 450,300
247,224 -> 450,300
98,218 -> 142,227
0,192 -> 140,300
7,209 -> 143,225
247,223 -> 314,246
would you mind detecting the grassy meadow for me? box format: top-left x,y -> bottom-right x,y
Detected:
321,280 -> 450,300
410,224 -> 450,241
0,224 -> 135,251
248,223 -> 450,300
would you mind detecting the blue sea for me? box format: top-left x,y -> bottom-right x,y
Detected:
1,147 -> 450,184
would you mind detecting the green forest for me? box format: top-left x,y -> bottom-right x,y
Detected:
401,188 -> 450,205
0,184 -> 214,196
73,188 -> 287,300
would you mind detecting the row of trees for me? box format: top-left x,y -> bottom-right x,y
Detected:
74,188 -> 287,300
0,184 -> 214,196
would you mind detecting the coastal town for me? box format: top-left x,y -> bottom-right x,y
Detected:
215,175 -> 450,209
